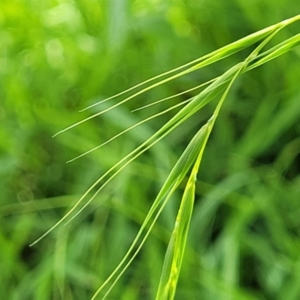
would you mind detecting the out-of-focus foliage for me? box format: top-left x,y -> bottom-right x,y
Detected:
0,1 -> 300,299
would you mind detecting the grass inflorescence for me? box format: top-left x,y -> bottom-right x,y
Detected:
29,15 -> 300,299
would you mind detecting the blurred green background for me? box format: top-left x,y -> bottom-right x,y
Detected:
1,1 -> 300,299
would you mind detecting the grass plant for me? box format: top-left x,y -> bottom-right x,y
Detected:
29,15 -> 300,299
1,2 -> 300,299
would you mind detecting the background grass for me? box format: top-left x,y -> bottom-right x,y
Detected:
1,1 -> 300,299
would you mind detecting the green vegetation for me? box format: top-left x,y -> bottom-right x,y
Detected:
1,1 -> 300,300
